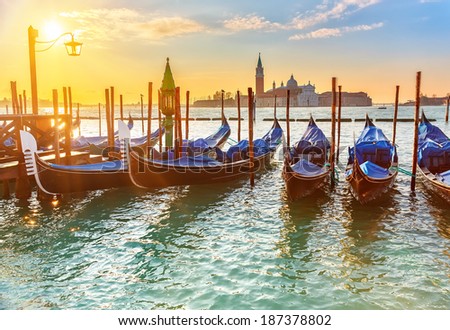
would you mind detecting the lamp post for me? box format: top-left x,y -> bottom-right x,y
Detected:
28,25 -> 82,115
160,58 -> 176,151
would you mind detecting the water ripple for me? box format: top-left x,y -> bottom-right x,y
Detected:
1,106 -> 450,309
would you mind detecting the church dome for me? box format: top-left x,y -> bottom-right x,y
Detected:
286,74 -> 298,88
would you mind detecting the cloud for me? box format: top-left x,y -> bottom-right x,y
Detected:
222,1 -> 381,36
138,17 -> 205,38
60,8 -> 206,43
293,28 -> 342,39
292,0 -> 380,30
223,14 -> 283,31
289,22 -> 383,40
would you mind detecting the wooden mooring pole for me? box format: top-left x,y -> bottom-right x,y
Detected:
446,95 -> 449,123
174,87 -> 182,158
176,87 -> 182,157
336,85 -> 342,164
330,77 -> 337,187
52,89 -> 60,164
147,82 -> 153,155
23,90 -> 27,114
15,113 -> 31,199
19,94 -> 23,115
286,89 -> 290,148
392,85 -> 400,146
10,81 -> 19,115
158,90 -> 162,153
140,94 -> 144,135
185,91 -> 190,140
105,89 -> 113,150
411,72 -> 421,191
68,87 -> 73,119
237,90 -> 241,142
120,94 -> 124,121
274,95 -> 277,119
110,87 -> 115,139
63,87 -> 68,115
248,87 -> 255,187
64,109 -> 72,165
77,103 -> 81,136
98,103 -> 102,136
221,90 -> 225,119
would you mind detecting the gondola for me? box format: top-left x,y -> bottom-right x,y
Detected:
128,118 -> 283,189
87,126 -> 165,156
184,116 -> 231,154
70,115 -> 135,152
417,112 -> 450,203
145,116 -> 231,160
20,121 -> 131,195
282,116 -> 330,200
345,115 -> 398,204
19,118 -> 231,195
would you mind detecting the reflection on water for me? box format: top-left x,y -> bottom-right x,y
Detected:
278,189 -> 331,259
421,186 -> 450,240
1,106 -> 450,309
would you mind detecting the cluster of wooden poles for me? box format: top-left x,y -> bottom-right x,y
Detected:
96,83 -> 249,159
283,72 -> 442,194
3,70 -> 449,198
43,72 -> 446,194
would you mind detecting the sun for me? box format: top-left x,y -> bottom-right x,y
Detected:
42,21 -> 63,40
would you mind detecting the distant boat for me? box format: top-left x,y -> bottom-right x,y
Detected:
345,115 -> 398,204
417,112 -> 450,203
282,116 -> 331,200
378,105 -> 387,109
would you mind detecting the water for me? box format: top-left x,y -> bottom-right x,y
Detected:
0,106 -> 449,310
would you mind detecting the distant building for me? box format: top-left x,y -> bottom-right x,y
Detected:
192,99 -> 236,108
318,91 -> 372,107
254,54 -> 319,107
402,95 -> 449,106
191,53 -> 372,108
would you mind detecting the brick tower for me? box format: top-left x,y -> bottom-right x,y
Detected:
255,53 -> 264,96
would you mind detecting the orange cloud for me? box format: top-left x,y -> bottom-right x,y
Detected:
60,8 -> 206,43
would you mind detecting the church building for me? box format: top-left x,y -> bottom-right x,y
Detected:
254,54 -> 319,107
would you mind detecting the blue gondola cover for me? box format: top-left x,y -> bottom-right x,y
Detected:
226,139 -> 270,161
291,158 -> 327,176
359,161 -> 390,179
349,123 -> 394,166
50,159 -> 125,172
436,169 -> 450,184
418,116 -> 450,170
294,121 -> 330,154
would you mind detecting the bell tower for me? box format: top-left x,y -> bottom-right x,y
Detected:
255,53 -> 264,96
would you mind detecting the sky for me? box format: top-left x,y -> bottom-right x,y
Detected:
0,0 -> 449,104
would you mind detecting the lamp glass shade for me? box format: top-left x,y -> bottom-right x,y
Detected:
64,39 -> 82,56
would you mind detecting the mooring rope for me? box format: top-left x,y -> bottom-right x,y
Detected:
390,166 -> 415,177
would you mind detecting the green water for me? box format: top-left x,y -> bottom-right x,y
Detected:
0,106 -> 449,309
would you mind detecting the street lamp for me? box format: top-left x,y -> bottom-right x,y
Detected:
63,35 -> 83,57
160,58 -> 176,150
28,25 -> 82,115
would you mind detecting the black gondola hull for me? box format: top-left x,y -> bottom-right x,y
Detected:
346,162 -> 397,204
35,156 -> 131,194
128,152 -> 272,189
282,163 -> 329,200
419,166 -> 450,203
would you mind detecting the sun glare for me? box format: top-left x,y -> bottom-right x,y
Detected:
42,21 -> 63,40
